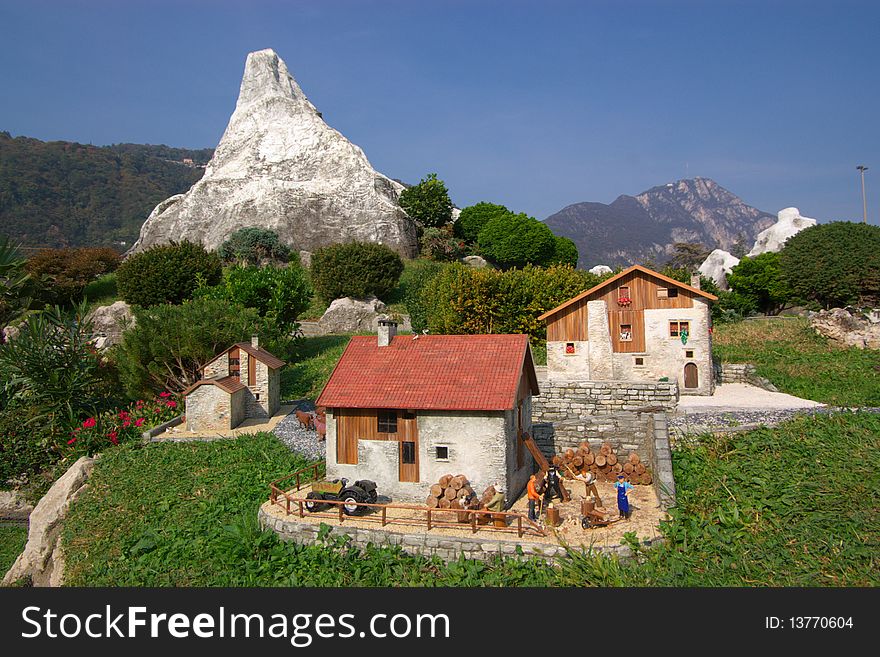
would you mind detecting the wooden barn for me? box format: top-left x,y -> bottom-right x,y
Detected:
539,265 -> 717,395
316,321 -> 540,504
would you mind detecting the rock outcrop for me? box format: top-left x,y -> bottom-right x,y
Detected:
0,491 -> 33,521
87,300 -> 135,350
131,49 -> 418,258
698,249 -> 740,290
588,265 -> 613,276
317,296 -> 412,334
3,456 -> 96,587
810,308 -> 880,349
747,207 -> 817,257
461,255 -> 488,268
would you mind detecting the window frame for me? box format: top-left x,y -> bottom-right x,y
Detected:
401,440 -> 416,465
377,410 -> 398,434
669,320 -> 691,338
619,323 -> 633,342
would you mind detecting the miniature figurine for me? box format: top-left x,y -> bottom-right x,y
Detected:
614,473 -> 633,519
526,474 -> 541,521
486,483 -> 506,512
543,466 -> 565,505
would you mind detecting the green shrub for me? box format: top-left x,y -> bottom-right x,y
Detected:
421,264 -> 607,344
310,241 -> 404,302
398,173 -> 453,228
26,247 -> 121,306
217,228 -> 291,266
114,297 -> 282,398
197,264 -> 311,326
0,404 -> 61,486
548,235 -> 579,267
0,235 -> 35,329
117,241 -> 222,307
779,221 -> 880,309
419,226 -> 466,262
477,213 -> 556,269
396,260 -> 451,331
454,202 -> 511,243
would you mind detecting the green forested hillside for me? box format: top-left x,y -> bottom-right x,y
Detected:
0,132 -> 212,248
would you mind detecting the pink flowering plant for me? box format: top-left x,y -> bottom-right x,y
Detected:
65,392 -> 182,457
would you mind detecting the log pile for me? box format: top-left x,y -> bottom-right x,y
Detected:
552,442 -> 653,485
425,474 -> 482,521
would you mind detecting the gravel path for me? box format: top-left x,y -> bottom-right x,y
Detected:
272,399 -> 325,461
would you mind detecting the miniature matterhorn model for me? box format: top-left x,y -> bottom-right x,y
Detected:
747,207 -> 817,257
131,49 -> 418,258
698,249 -> 740,290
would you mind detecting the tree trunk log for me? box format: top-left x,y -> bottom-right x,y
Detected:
426,496 -> 439,508
595,454 -> 606,467
429,484 -> 443,497
607,453 -> 618,466
444,487 -> 457,500
629,452 -> 640,465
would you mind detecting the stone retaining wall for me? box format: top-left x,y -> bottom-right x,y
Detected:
533,381 -> 679,419
714,362 -> 779,392
258,507 -> 658,564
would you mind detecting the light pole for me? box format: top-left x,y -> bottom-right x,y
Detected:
857,165 -> 868,224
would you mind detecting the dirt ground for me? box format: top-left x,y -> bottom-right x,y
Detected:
262,478 -> 666,550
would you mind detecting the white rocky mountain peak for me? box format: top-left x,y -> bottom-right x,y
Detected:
747,207 -> 817,257
131,48 -> 418,257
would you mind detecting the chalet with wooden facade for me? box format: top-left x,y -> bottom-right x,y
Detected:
538,265 -> 717,395
316,321 -> 540,504
184,336 -> 285,431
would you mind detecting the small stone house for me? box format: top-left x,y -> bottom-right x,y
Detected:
184,337 -> 285,431
539,265 -> 717,395
316,321 -> 540,504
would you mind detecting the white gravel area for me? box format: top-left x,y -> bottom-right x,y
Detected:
677,383 -> 824,414
272,399 -> 325,462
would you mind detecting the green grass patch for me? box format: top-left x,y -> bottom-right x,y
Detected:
714,318 -> 880,406
281,334 -> 357,400
61,414 -> 880,586
83,272 -> 119,311
0,523 -> 28,576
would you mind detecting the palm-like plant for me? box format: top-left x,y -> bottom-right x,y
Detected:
0,235 -> 33,333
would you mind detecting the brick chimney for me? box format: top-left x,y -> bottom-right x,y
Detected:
690,274 -> 701,290
377,318 -> 398,347
251,335 -> 259,349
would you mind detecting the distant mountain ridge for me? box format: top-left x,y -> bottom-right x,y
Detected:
0,131 -> 213,249
544,177 -> 776,268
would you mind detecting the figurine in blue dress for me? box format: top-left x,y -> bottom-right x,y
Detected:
615,474 -> 633,519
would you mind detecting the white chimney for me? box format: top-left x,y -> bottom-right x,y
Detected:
377,318 -> 398,347
690,274 -> 701,290
251,335 -> 259,349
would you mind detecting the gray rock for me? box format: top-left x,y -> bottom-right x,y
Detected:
87,300 -> 135,350
0,490 -> 34,520
3,456 -> 96,587
461,255 -> 488,268
319,296 -> 387,333
588,265 -> 613,276
2,324 -> 20,343
130,49 -> 418,259
698,249 -> 739,290
811,308 -> 880,349
748,207 -> 817,257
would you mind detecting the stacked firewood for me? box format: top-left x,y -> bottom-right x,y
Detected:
425,474 -> 482,518
552,441 -> 652,485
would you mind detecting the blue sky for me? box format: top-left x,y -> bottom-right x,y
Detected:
1,0 -> 878,223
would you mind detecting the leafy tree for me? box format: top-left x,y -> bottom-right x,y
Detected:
398,173 -> 454,228
310,241 -> 404,302
727,252 -> 792,315
477,213 -> 556,269
454,202 -> 511,243
779,222 -> 880,309
0,235 -> 33,331
114,297 -> 282,397
0,302 -> 119,431
395,260 -> 451,332
196,264 -> 311,326
548,235 -> 579,267
217,228 -> 291,266
116,240 -> 222,307
419,226 -> 466,262
26,247 -> 121,306
668,242 -> 711,271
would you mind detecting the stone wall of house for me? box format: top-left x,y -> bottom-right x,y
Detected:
204,354 -> 228,379
258,506 -> 658,564
325,409 -> 518,505
546,340 -> 590,380
245,360 -> 271,418
186,385 -> 242,431
268,368 -> 281,415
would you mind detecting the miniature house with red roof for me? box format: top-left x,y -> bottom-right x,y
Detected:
316,320 -> 540,504
539,265 -> 717,395
184,336 -> 285,432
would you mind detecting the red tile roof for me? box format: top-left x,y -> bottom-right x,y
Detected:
184,375 -> 247,396
316,334 -> 538,411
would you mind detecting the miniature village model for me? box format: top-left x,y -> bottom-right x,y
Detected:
184,336 -> 285,432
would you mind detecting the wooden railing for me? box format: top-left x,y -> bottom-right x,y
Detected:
269,462 -> 325,511
268,487 -> 545,539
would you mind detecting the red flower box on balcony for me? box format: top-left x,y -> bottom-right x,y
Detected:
617,297 -> 632,307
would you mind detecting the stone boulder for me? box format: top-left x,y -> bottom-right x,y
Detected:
810,308 -> 880,349
130,49 -> 418,259
3,456 -> 96,587
87,300 -> 136,350
461,255 -> 488,268
748,207 -> 817,257
317,296 -> 412,334
698,249 -> 740,290
0,490 -> 34,521
1,324 -> 20,343
588,265 -> 613,276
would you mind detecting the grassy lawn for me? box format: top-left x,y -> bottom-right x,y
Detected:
281,334 -> 358,400
0,523 -> 28,576
60,413 -> 880,586
83,272 -> 119,312
714,318 -> 880,406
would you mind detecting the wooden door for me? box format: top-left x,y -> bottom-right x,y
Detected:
398,411 -> 419,482
684,362 -> 699,389
335,410 -> 358,464
228,348 -> 241,377
516,401 -> 524,469
248,354 -> 256,386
